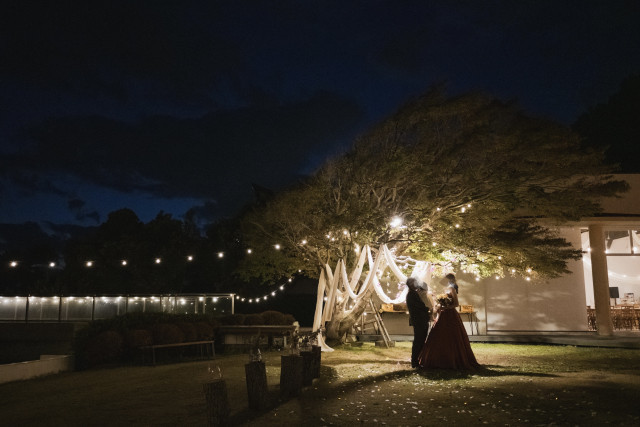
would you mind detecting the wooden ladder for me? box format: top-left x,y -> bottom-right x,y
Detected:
353,298 -> 392,348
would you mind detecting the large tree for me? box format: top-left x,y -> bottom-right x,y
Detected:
237,89 -> 628,342
573,73 -> 640,173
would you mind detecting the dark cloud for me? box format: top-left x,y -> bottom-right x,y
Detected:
2,172 -> 70,198
1,91 -> 363,216
67,199 -> 85,211
0,1 -> 639,226
67,198 -> 100,224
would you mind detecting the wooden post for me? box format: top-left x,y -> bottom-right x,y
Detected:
300,350 -> 314,386
245,361 -> 268,410
589,224 -> 615,336
203,379 -> 229,426
311,345 -> 321,378
280,355 -> 303,399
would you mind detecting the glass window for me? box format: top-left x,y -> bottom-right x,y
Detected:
605,230 -> 631,254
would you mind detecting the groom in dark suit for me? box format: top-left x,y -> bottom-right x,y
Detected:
406,277 -> 431,368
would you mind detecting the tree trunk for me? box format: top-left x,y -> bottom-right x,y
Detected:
245,361 -> 268,410
310,345 -> 321,378
325,284 -> 375,345
300,350 -> 315,386
279,355 -> 303,399
203,379 -> 230,426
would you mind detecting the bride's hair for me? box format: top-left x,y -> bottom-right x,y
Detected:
445,273 -> 459,293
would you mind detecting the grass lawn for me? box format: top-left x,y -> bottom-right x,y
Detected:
1,342 -> 639,426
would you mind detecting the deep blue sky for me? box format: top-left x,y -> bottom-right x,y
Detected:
1,0 -> 639,229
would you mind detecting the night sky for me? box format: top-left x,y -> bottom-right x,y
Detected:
1,1 -> 639,230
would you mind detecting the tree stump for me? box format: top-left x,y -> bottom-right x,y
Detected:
300,350 -> 314,386
245,361 -> 268,410
280,354 -> 303,399
311,345 -> 321,378
203,379 -> 229,426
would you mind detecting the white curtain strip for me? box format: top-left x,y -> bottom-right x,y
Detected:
346,245 -> 369,296
340,259 -> 359,300
383,245 -> 407,282
312,269 -> 334,352
313,244 -> 434,351
372,274 -> 409,304
322,260 -> 342,323
341,245 -> 386,315
312,270 -> 327,332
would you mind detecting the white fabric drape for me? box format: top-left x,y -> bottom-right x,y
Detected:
313,244 -> 432,351
312,269 -> 334,352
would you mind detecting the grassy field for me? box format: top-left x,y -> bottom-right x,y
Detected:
1,342 -> 639,426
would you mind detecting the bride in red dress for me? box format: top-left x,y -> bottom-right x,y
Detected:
418,274 -> 479,370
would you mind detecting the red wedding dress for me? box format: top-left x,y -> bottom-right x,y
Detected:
417,286 -> 480,370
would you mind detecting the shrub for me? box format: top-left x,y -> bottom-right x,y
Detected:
84,330 -> 124,367
176,322 -> 198,342
151,323 -> 185,345
219,313 -> 246,325
194,322 -> 214,340
243,313 -> 265,325
282,313 -> 296,325
125,329 -> 153,348
260,310 -> 286,325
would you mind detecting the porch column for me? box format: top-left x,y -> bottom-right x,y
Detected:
588,224 -> 614,336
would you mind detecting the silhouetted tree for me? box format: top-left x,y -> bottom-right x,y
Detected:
236,89 -> 628,342
573,73 -> 640,172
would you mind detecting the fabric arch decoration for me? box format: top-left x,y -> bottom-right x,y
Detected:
313,244 -> 432,351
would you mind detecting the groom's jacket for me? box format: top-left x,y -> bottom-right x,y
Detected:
406,288 -> 430,327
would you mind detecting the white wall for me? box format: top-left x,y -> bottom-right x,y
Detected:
0,355 -> 73,384
459,227 -> 589,333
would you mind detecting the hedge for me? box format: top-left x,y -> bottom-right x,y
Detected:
74,310 -> 296,369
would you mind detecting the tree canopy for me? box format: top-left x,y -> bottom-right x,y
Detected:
237,89 -> 628,283
573,73 -> 640,173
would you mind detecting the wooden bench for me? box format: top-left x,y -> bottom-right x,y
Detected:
139,340 -> 215,365
218,325 -> 296,350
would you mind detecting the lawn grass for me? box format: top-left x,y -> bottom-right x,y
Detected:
1,342 -> 639,426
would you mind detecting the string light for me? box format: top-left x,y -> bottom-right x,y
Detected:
187,255 -> 193,261
86,261 -> 93,267
155,258 -> 162,264
121,260 -> 127,266
274,244 -> 281,250
9,261 -> 18,267
390,217 -> 403,228
247,249 -> 252,254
